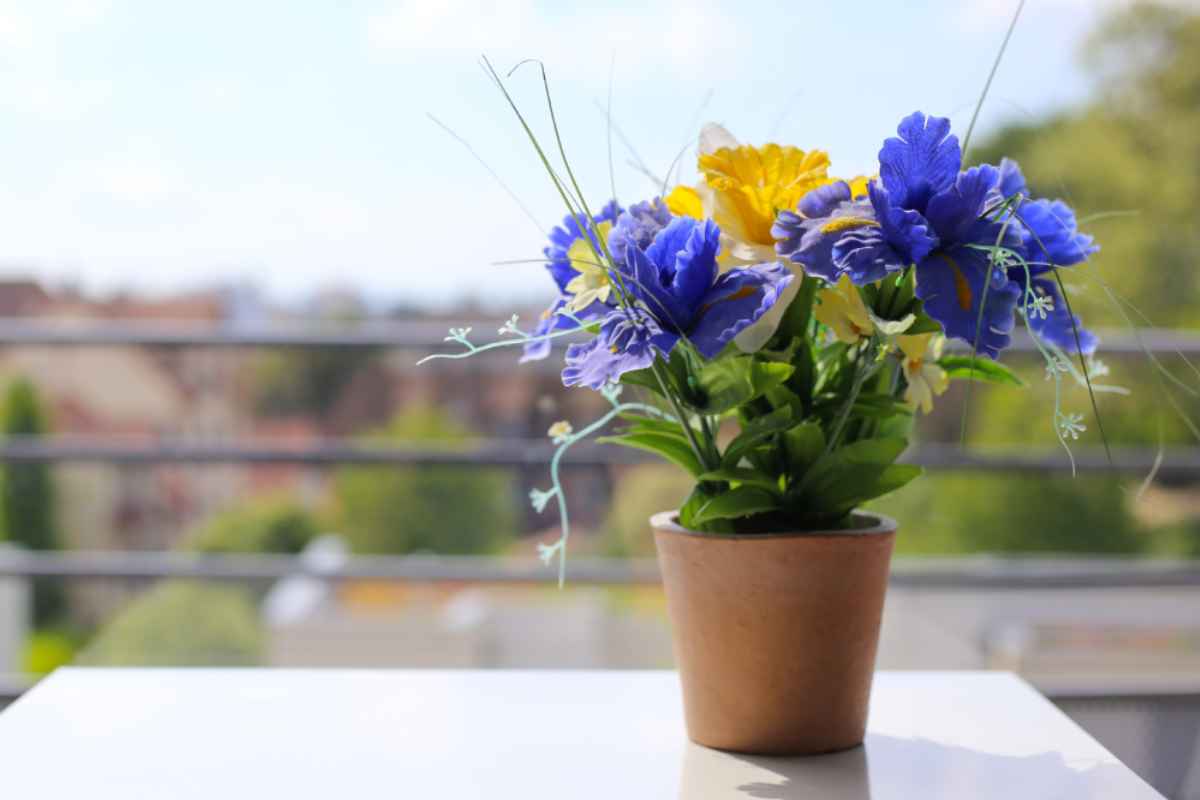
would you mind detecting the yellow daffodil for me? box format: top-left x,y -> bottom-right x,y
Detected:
897,333 -> 949,414
814,275 -> 874,344
666,124 -> 870,268
563,221 -> 614,312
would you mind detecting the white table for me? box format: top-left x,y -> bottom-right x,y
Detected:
0,669 -> 1161,798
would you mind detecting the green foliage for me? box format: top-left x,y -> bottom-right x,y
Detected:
253,348 -> 380,419
0,379 -> 65,626
251,301 -> 380,420
21,629 -> 76,676
185,497 -> 320,555
972,4 -> 1200,331
792,438 -> 922,521
598,430 -> 703,477
610,271 -> 947,533
601,463 -> 699,557
872,473 -> 1144,555
690,357 -> 794,415
599,2 -> 1200,541
332,406 -> 516,554
937,357 -> 1025,387
966,3 -> 1200,469
77,581 -> 262,667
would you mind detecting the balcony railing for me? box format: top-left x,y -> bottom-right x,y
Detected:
0,318 -> 1197,796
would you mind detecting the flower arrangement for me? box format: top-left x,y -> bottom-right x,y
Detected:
422,60 -> 1112,584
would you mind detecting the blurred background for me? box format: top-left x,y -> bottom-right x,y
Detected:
0,0 -> 1197,796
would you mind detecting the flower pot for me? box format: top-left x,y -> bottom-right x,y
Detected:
651,510 -> 897,755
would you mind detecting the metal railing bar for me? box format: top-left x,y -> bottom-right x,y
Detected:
0,319 -> 1197,355
0,437 -> 1194,475
1,550 -> 1198,588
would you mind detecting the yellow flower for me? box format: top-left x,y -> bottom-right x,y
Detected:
547,420 -> 574,443
699,142 -> 831,254
665,124 -> 872,269
563,221 -> 614,312
665,184 -> 705,221
898,334 -> 949,414
814,275 -> 874,344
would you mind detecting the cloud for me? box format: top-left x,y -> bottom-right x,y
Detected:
365,0 -> 746,80
0,0 -> 112,119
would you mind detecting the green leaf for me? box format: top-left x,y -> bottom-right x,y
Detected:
692,357 -> 794,414
616,413 -> 691,438
797,463 -> 922,516
794,463 -> 921,517
903,314 -> 943,335
851,393 -> 915,419
619,349 -> 699,402
721,405 -> 794,468
786,341 -> 816,411
697,467 -> 781,493
597,431 -> 703,477
783,421 -> 825,477
691,486 -> 780,525
772,276 -> 818,345
619,366 -> 663,396
763,385 -> 805,419
677,486 -> 732,533
795,437 -> 912,513
937,356 -> 1025,386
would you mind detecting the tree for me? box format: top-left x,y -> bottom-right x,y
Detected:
912,2 -> 1200,555
0,379 -> 65,625
331,407 -> 516,555
76,582 -> 261,667
185,497 -> 320,555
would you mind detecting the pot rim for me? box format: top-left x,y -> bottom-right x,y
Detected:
650,509 -> 897,540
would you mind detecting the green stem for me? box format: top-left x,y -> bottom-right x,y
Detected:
650,360 -> 714,471
824,341 -> 875,455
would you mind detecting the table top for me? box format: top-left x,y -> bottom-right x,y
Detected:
0,669 -> 1160,799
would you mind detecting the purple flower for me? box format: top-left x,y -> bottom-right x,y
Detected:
561,308 -> 677,389
561,216 -> 793,387
624,217 -> 793,358
522,200 -> 623,362
608,198 -> 672,267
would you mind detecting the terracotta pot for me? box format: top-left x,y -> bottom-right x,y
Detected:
651,510 -> 897,756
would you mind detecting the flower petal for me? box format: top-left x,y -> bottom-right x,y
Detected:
1017,198 -> 1099,269
878,112 -> 961,213
798,181 -> 851,218
520,297 -> 603,363
996,157 -> 1028,201
868,181 -> 937,266
915,243 -> 1020,359
560,310 -> 677,389
609,198 -> 673,267
924,164 -> 1000,243
687,263 -> 794,358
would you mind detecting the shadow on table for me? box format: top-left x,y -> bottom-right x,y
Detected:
678,734 -> 1153,799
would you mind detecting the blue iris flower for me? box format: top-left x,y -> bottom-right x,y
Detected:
991,158 -> 1099,269
608,197 -> 672,267
991,158 -> 1100,353
875,115 -> 1022,358
561,307 -> 677,389
777,112 -> 1099,359
522,200 -> 623,363
562,216 -> 793,389
909,162 -> 1023,358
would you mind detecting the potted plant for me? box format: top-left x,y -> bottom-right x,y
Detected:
423,64 -> 1105,754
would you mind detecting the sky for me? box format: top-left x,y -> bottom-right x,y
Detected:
0,0 -> 1154,312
